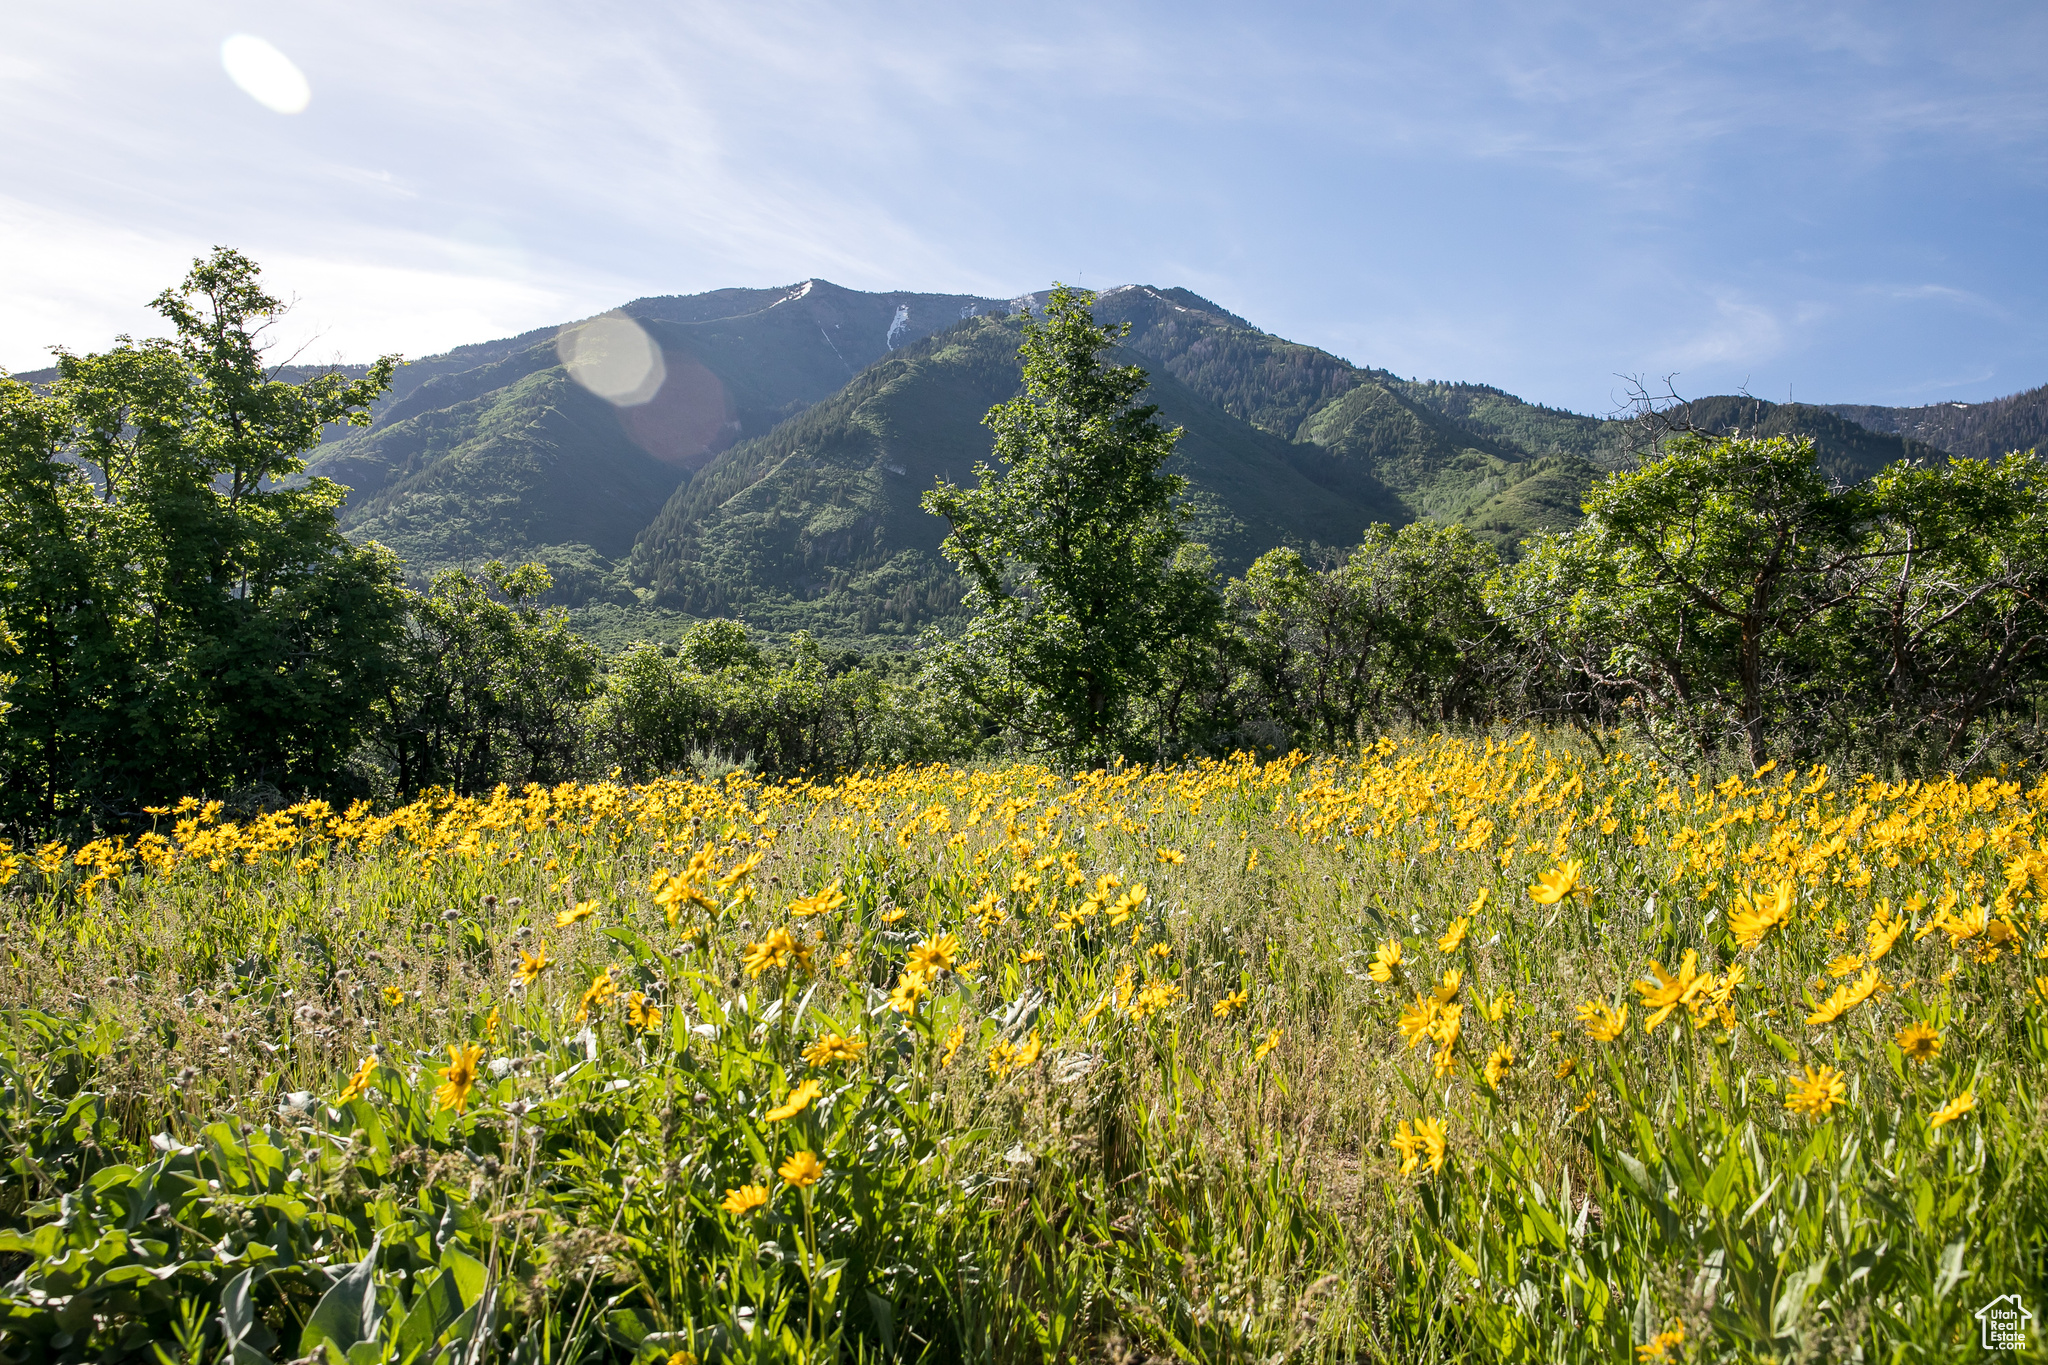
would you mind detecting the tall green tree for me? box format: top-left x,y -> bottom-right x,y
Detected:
921,285 -> 1218,760
0,248 -> 404,826
1490,433 -> 1861,767
1817,452 -> 2048,765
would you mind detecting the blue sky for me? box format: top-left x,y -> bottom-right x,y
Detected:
4,1 -> 2044,414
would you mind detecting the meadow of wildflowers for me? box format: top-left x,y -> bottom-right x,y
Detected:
0,733 -> 2043,1362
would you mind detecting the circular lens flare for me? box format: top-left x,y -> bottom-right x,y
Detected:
220,35 -> 312,115
557,312 -> 666,406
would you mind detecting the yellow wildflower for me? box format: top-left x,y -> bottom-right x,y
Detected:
720,1184 -> 769,1217
940,1025 -> 965,1068
1254,1028 -> 1282,1061
778,1150 -> 825,1188
1728,879 -> 1793,949
1390,1116 -> 1448,1176
1157,847 -> 1186,865
556,899 -> 599,928
887,972 -> 928,1015
575,970 -> 619,1022
434,1043 -> 483,1114
1866,906 -> 1907,962
383,985 -> 406,1006
803,1033 -> 865,1066
1434,968 -> 1463,1002
906,932 -> 962,977
1928,1090 -> 1976,1130
1437,916 -> 1470,954
627,992 -> 662,1033
1106,883 -> 1148,927
1637,1321 -> 1686,1362
714,850 -> 764,889
742,927 -> 800,976
1368,938 -> 1404,983
765,1078 -> 823,1121
1784,1064 -> 1847,1118
1529,860 -> 1584,905
988,1029 -> 1043,1076
1399,995 -> 1442,1048
1213,989 -> 1248,1018
1482,1044 -> 1514,1091
788,879 -> 847,917
1577,1000 -> 1629,1043
1634,952 -> 1711,1032
1806,965 -> 1882,1026
1894,1020 -> 1941,1064
339,1056 -> 378,1103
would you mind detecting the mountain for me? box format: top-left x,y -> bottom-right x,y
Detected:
626,313 -> 1408,641
301,280 -> 1011,596
19,276 -> 2032,647
312,281 -> 2002,637
1820,383 -> 2048,463
1652,395 -> 1951,484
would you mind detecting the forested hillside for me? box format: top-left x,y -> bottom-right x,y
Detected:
1823,381 -> 2048,462
19,276 -> 2034,646
623,315 -> 1410,641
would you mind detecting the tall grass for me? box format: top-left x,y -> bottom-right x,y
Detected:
1,733 -> 2043,1362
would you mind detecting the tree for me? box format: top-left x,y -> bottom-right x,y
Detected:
1226,522 -> 1504,747
920,285 -> 1218,761
1817,452 -> 2048,765
0,248 -> 404,827
377,562 -> 600,796
1491,433 -> 1859,768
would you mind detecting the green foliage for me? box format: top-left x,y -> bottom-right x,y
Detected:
921,286 -> 1221,760
591,623 -> 955,779
0,248 -> 406,828
1225,522 -> 1507,749
1494,435 -> 2048,770
1495,434 -> 1855,767
375,561 -> 602,796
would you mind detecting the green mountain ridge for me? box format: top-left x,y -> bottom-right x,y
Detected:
624,314 -> 1410,643
1821,382 -> 2048,463
32,277 -> 2031,648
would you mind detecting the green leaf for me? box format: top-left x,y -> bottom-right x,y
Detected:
300,1238 -> 380,1355
440,1245 -> 487,1307
394,1268 -> 462,1357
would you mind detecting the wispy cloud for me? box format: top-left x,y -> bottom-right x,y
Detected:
3,1 -> 2044,406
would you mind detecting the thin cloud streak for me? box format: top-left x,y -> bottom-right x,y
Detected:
1,1 -> 2043,408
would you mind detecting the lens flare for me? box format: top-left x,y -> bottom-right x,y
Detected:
220,35 -> 311,115
556,312 -> 666,406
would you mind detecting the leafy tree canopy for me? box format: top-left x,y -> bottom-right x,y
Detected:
921,286 -> 1220,761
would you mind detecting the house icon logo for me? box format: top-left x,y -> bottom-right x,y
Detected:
1976,1294 -> 2033,1350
